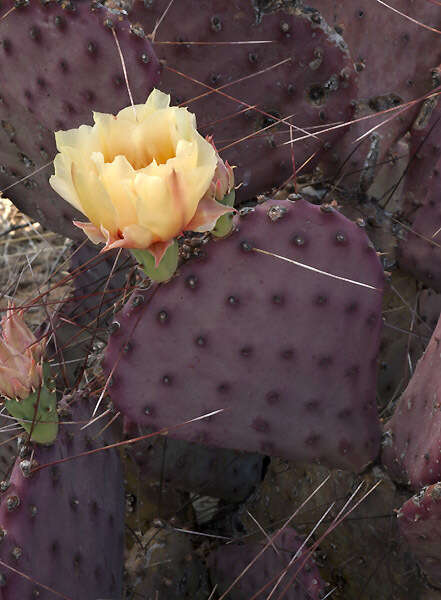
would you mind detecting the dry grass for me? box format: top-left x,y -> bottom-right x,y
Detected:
0,196 -> 72,327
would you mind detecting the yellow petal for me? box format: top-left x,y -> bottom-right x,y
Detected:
49,153 -> 82,212
55,124 -> 99,159
144,88 -> 171,112
91,154 -> 138,229
134,172 -> 185,240
71,162 -> 118,236
121,224 -> 153,248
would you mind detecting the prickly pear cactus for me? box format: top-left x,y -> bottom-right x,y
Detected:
397,482 -> 441,589
397,155 -> 441,292
208,526 -> 326,600
4,1 -> 441,597
311,0 -> 441,188
0,0 -> 160,238
382,311 -> 441,489
100,0 -> 359,200
0,393 -> 124,599
105,197 -> 384,471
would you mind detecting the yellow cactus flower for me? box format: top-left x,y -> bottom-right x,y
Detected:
49,89 -> 233,265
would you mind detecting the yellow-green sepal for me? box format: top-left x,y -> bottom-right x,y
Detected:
5,382 -> 58,444
212,190 -> 235,238
131,240 -> 179,283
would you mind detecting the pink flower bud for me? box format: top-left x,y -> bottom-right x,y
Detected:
206,137 -> 235,202
0,305 -> 45,400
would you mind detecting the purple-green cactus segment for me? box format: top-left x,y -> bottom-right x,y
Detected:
208,527 -> 326,600
104,198 -> 384,472
0,93 -> 74,237
0,0 -> 160,238
382,312 -> 441,489
396,100 -> 441,291
0,0 -> 160,132
4,381 -> 58,444
396,156 -> 441,291
397,482 -> 441,588
124,1 -> 357,200
0,394 -> 124,599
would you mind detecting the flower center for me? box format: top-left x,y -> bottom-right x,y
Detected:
104,145 -> 177,171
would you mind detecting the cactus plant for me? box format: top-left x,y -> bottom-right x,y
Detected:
0,0 -> 160,238
105,197 -> 385,471
382,311 -> 441,489
3,0 -> 441,597
397,482 -> 441,589
311,0 -> 441,189
208,526 -> 326,600
120,0 -> 359,200
0,393 -> 124,599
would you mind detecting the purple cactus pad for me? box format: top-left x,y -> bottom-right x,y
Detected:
382,311 -> 441,488
0,0 -> 160,238
397,482 -> 441,588
122,0 -> 358,199
0,394 -> 124,599
104,198 -> 384,471
208,526 -> 326,600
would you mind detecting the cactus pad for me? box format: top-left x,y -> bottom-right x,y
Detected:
382,312 -> 441,489
397,482 -> 441,588
0,0 -> 160,238
124,0 -> 358,200
208,526 -> 326,600
105,198 -> 384,472
397,156 -> 441,292
0,394 -> 124,599
313,0 -> 441,189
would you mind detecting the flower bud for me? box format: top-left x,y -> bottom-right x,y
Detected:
0,305 -> 45,401
206,137 -> 235,202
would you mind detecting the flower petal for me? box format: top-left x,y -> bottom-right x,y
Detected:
133,172 -> 184,240
186,195 -> 235,233
73,221 -> 107,245
91,154 -> 138,229
2,305 -> 37,354
120,225 -> 153,249
49,153 -> 82,212
0,364 -> 21,398
149,239 -> 175,267
71,161 -> 118,236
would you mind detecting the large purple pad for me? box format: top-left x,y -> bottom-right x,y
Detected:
123,0 -> 358,199
105,198 -> 384,471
